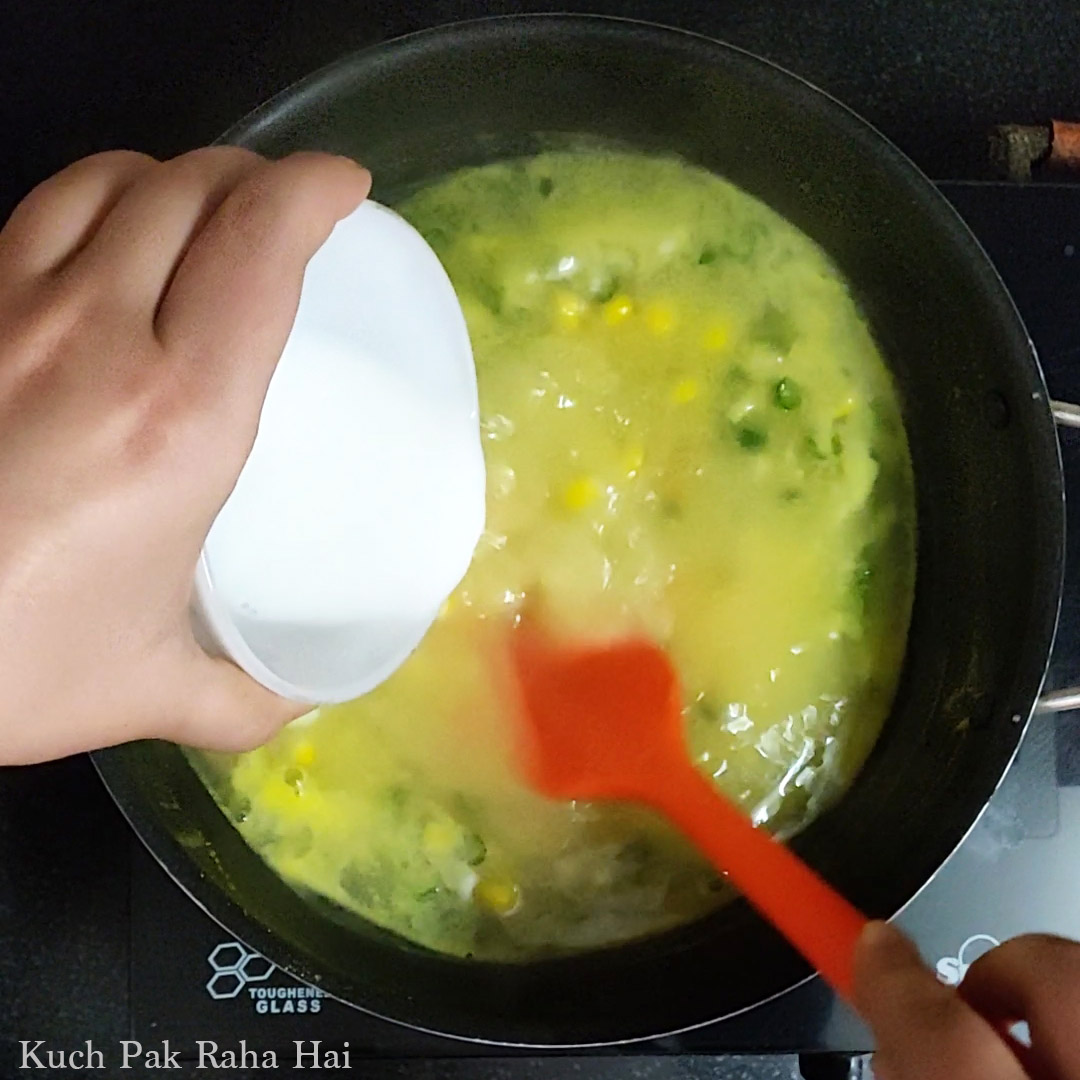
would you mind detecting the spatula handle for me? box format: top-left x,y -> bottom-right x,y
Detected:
656,764 -> 867,1000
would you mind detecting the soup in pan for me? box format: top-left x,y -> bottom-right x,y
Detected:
194,150 -> 916,960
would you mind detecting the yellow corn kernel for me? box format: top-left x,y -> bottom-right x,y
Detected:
293,742 -> 316,768
622,444 -> 645,476
422,820 -> 459,856
602,293 -> 634,325
438,594 -> 455,619
643,301 -> 676,335
554,290 -> 586,330
473,877 -> 520,915
671,378 -> 699,404
834,393 -> 858,419
561,476 -> 599,511
702,322 -> 732,351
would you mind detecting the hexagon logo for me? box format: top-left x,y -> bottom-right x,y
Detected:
205,941 -> 277,999
208,942 -> 247,973
239,953 -> 274,983
207,970 -> 245,1000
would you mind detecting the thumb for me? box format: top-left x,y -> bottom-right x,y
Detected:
153,644 -> 309,752
853,922 -> 1027,1080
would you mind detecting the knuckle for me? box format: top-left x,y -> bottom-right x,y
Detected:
46,151 -> 161,205
21,151 -> 157,207
173,145 -> 262,169
2,152 -> 159,257
166,145 -> 263,184
75,149 -> 159,175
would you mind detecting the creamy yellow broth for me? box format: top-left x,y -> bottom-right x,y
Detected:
194,151 -> 916,959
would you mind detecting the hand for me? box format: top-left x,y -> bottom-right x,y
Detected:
855,921 -> 1080,1079
0,147 -> 371,764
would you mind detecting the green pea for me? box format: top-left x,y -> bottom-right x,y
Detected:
588,270 -> 621,302
463,832 -> 488,867
423,226 -> 451,250
725,365 -> 751,389
774,378 -> 802,410
473,278 -> 503,316
735,423 -> 768,451
340,864 -> 376,904
752,303 -> 796,354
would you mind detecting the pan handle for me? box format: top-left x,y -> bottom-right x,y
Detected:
1037,402 -> 1080,711
1038,687 -> 1080,714
1052,400 -> 1080,428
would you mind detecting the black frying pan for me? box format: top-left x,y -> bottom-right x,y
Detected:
93,15 -> 1064,1046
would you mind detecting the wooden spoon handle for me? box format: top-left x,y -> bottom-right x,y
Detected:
654,763 -> 867,1000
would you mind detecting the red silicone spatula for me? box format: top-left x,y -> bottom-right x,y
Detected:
510,624 -> 868,1000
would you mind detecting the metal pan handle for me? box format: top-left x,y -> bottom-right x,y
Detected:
1052,401 -> 1080,429
1037,401 -> 1080,712
1038,687 -> 1080,713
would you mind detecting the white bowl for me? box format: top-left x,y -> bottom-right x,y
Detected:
193,200 -> 486,704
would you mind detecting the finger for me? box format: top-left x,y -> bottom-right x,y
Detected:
962,934 -> 1080,1079
156,151 -> 370,413
0,151 -> 158,282
854,922 -> 1028,1080
68,146 -> 264,315
153,645 -> 307,753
